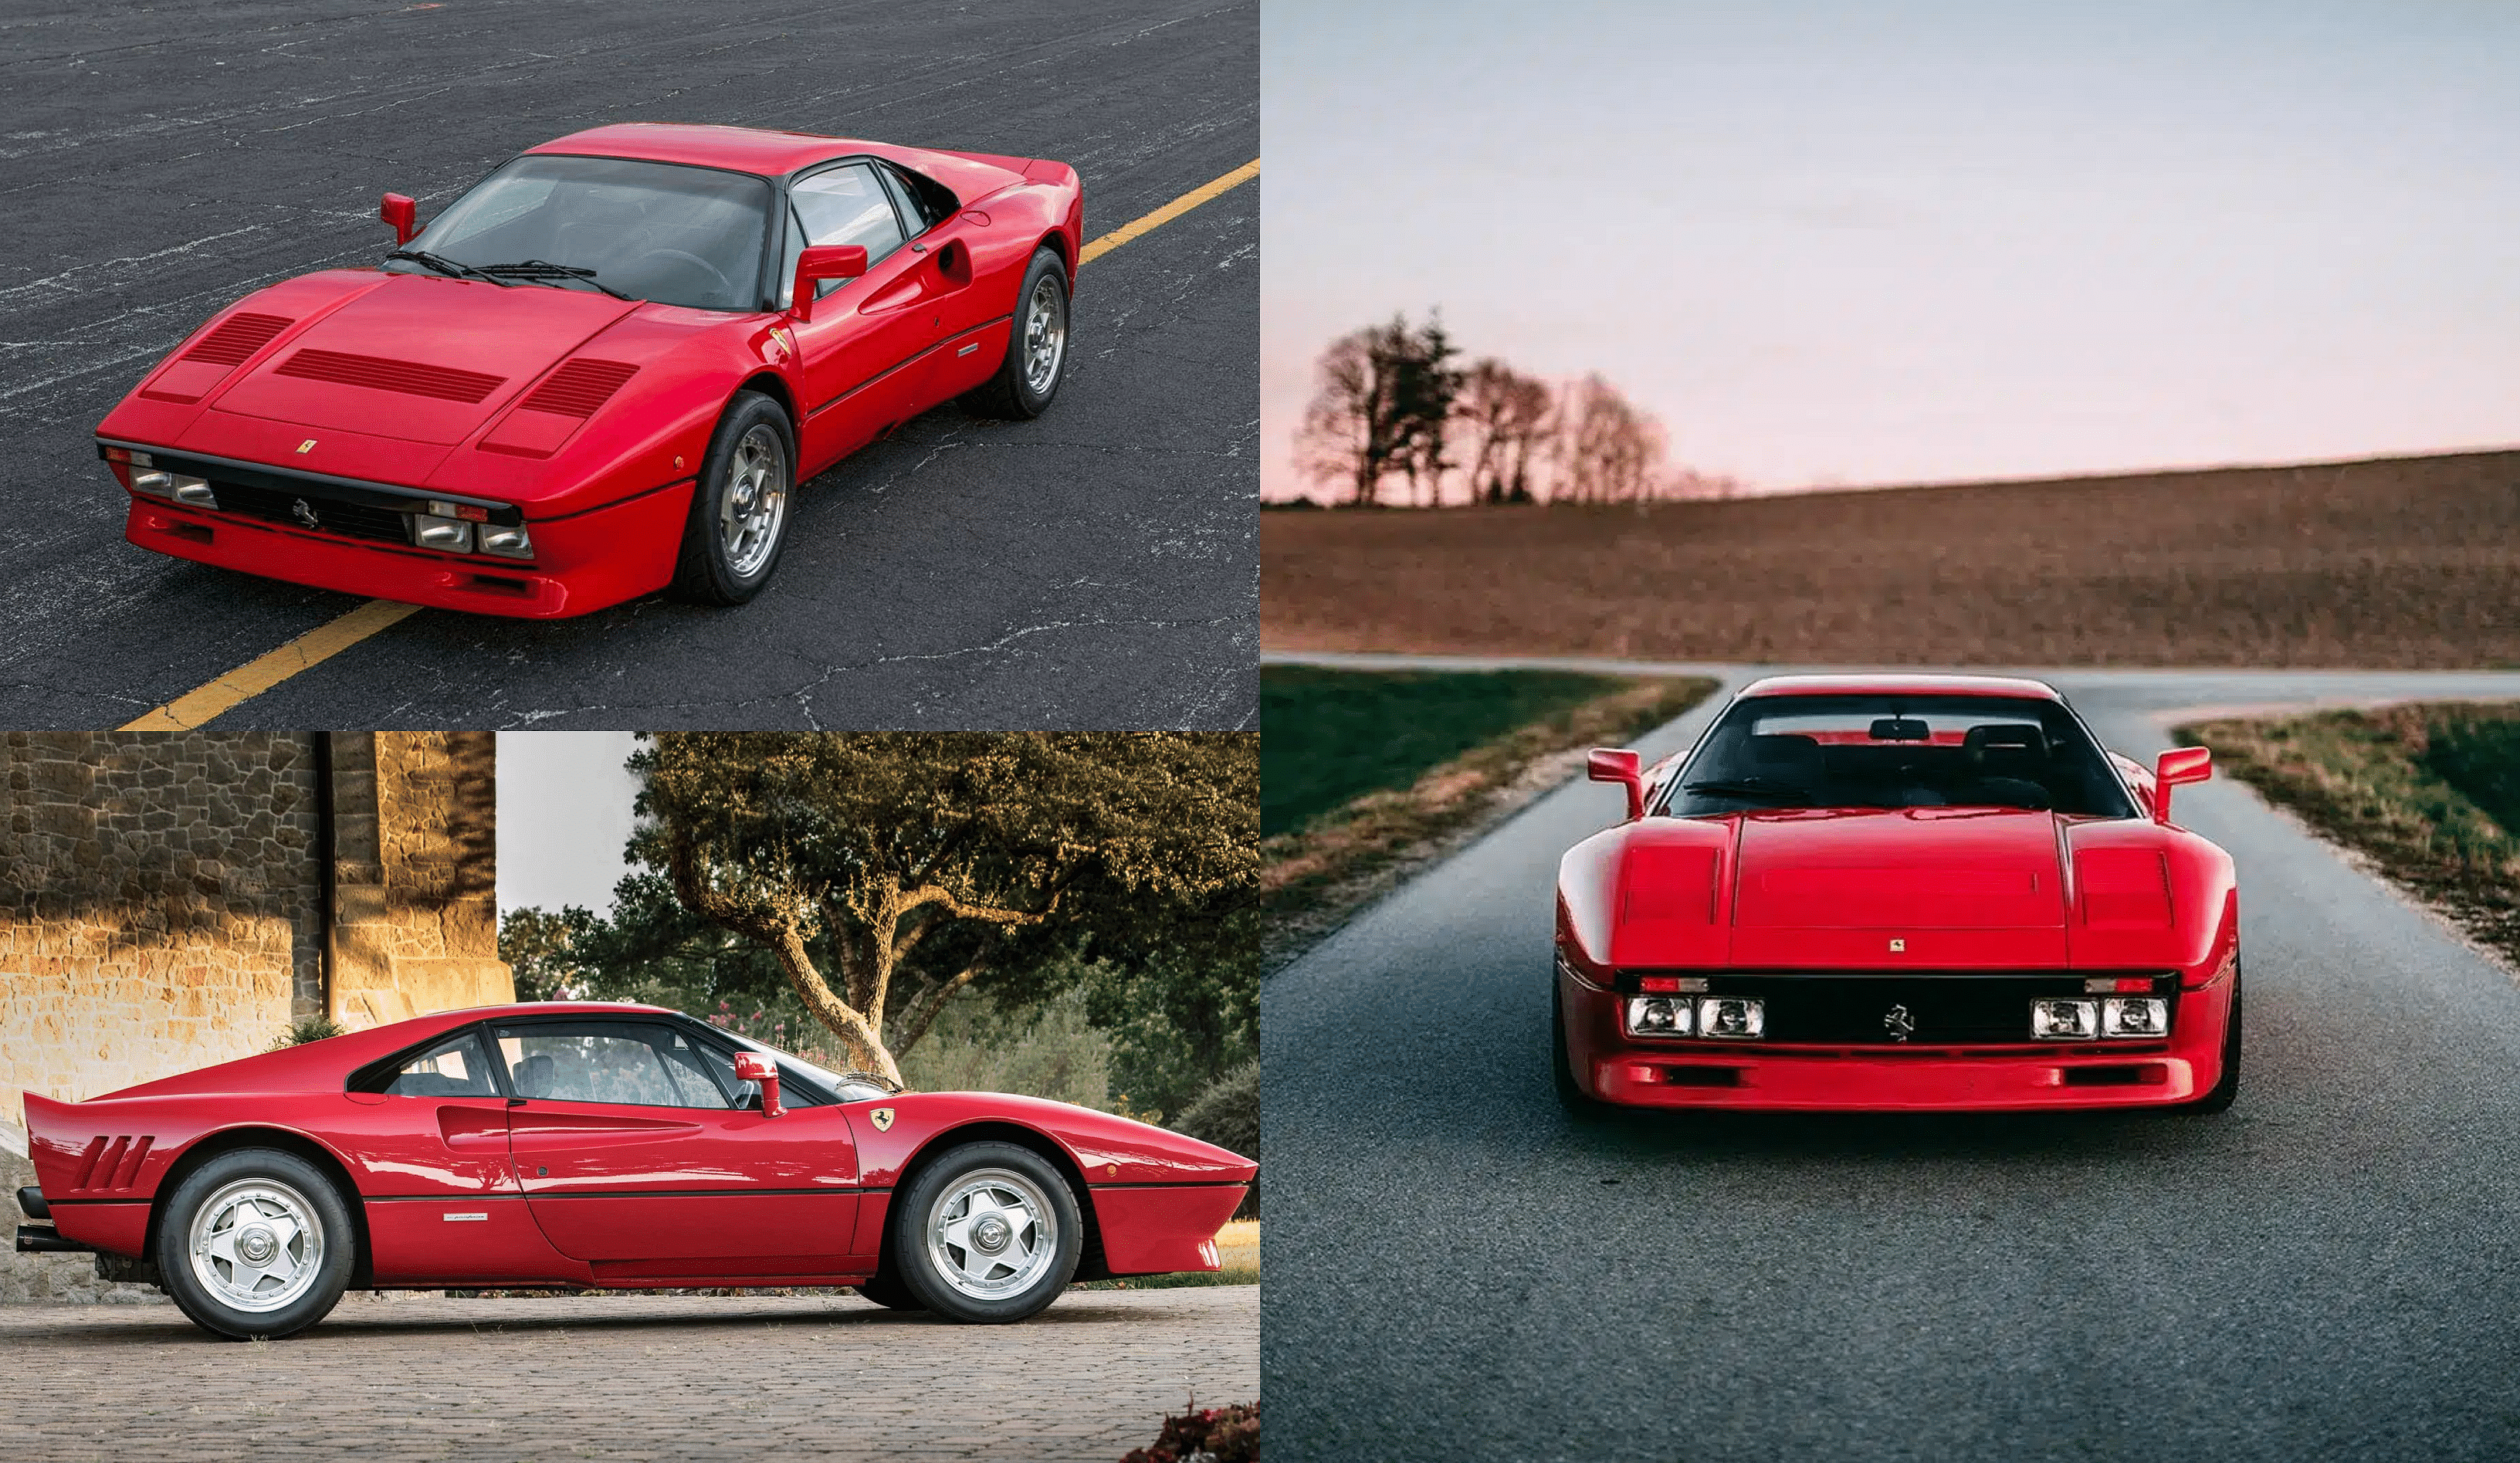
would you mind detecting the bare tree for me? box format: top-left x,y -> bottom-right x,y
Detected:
1553,373 -> 1666,503
1453,359 -> 1556,504
1296,313 -> 1461,506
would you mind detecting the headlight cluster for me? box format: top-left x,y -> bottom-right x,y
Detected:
2030,997 -> 2168,1041
1623,995 -> 1765,1040
415,500 -> 533,560
124,451 -> 218,508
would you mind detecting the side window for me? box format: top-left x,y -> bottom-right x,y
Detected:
377,1031 -> 498,1097
793,164 -> 906,265
494,1022 -> 730,1109
876,164 -> 931,237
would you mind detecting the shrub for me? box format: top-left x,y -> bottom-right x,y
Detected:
1174,1059 -> 1259,1217
268,1015 -> 346,1051
1120,1402 -> 1258,1463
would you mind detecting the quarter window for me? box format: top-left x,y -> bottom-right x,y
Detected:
375,1031 -> 498,1097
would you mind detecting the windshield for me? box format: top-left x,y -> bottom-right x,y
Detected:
1659,693 -> 2139,819
392,154 -> 772,310
713,1027 -> 899,1103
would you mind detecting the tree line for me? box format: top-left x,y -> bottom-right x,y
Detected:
1293,311 -> 1740,507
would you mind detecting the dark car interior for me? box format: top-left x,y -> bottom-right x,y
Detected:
1665,695 -> 2140,818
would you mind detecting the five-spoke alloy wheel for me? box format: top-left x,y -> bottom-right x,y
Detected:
963,247 -> 1071,420
156,1147 -> 354,1339
891,1140 -> 1081,1322
669,389 -> 797,605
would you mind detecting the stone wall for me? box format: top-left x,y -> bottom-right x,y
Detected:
329,732 -> 513,1028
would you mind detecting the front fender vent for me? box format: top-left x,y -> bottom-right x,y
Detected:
273,347 -> 506,404
517,358 -> 638,418
182,312 -> 293,366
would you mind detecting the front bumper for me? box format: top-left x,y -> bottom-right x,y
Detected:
124,480 -> 693,619
1560,965 -> 2235,1112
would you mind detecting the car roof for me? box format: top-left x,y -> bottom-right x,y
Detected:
525,123 -> 880,178
1734,672 -> 2064,702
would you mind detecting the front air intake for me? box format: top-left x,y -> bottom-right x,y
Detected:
181,312 -> 293,365
517,358 -> 638,417
273,347 -> 506,404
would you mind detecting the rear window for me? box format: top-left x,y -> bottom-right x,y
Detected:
1661,693 -> 2139,818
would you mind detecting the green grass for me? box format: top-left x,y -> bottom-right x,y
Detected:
2182,702 -> 2520,969
1260,665 -> 1636,835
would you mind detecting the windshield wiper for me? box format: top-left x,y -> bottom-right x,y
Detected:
1682,777 -> 1815,803
383,249 -> 506,286
474,259 -> 632,300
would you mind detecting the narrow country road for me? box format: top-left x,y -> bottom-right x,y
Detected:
1262,653 -> 2520,1462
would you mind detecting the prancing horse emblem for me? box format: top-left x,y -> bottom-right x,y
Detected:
1883,1004 -> 1915,1041
1888,937 -> 1906,953
291,498 -> 320,528
869,1107 -> 894,1132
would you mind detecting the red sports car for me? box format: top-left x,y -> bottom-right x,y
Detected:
14,1003 -> 1251,1339
1554,674 -> 2241,1113
95,124 -> 1084,617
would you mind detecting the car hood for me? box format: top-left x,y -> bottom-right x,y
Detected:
1730,808 -> 2068,929
206,272 -> 642,445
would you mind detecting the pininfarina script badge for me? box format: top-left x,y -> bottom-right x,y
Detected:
1883,1004 -> 1915,1041
869,1107 -> 894,1132
291,498 -> 320,528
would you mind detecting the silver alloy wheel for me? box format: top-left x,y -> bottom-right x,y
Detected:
187,1177 -> 325,1314
718,422 -> 788,578
924,1167 -> 1057,1302
1021,273 -> 1065,395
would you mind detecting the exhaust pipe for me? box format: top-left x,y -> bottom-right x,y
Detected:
17,1185 -> 47,1220
15,1224 -> 91,1255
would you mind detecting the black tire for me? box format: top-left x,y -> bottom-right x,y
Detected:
1553,975 -> 1608,1119
889,1141 -> 1081,1323
667,389 -> 796,606
960,247 -> 1069,420
154,1148 -> 355,1340
853,1268 -> 926,1312
2178,965 -> 2243,1115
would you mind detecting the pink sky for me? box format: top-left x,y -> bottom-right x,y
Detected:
1262,2 -> 2520,500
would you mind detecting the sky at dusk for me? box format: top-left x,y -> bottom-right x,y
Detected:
1262,1 -> 2520,497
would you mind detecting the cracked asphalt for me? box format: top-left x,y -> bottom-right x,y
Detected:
1262,655 -> 2520,1462
0,0 -> 1255,730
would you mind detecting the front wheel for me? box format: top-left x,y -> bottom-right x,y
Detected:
2177,964 -> 2243,1115
668,390 -> 795,606
890,1142 -> 1081,1322
960,247 -> 1069,420
155,1149 -> 354,1340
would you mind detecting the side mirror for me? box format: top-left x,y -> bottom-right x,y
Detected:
788,244 -> 869,323
380,192 -> 418,246
732,1052 -> 783,1118
1587,747 -> 1644,821
2152,746 -> 2212,824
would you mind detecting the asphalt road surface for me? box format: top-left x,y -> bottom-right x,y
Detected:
0,0 -> 1255,730
1262,654 -> 2520,1462
2,1284 -> 1257,1461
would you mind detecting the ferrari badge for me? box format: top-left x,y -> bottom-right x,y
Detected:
870,1107 -> 895,1132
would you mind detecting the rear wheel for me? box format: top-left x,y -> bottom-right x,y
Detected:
1553,975 -> 1608,1119
960,247 -> 1069,419
2178,963 -> 2243,1115
155,1148 -> 354,1340
890,1141 -> 1080,1323
668,390 -> 794,606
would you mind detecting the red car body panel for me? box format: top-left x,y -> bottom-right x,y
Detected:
1557,676 -> 2241,1112
95,124 -> 1086,618
23,1003 -> 1249,1289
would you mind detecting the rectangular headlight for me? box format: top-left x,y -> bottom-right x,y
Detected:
476,523 -> 534,560
411,513 -> 473,553
169,475 -> 215,507
2030,997 -> 2098,1040
130,469 -> 174,498
2101,997 -> 2169,1039
1696,996 -> 1764,1039
1624,995 -> 1693,1038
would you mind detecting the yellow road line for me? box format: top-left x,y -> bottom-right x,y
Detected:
1082,157 -> 1259,263
117,155 -> 1261,732
117,600 -> 424,731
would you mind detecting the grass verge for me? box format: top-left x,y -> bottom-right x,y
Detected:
1262,666 -> 1719,965
1076,1220 -> 1258,1290
2180,702 -> 2520,969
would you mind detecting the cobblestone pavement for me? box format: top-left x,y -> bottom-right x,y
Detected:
1,1285 -> 1256,1461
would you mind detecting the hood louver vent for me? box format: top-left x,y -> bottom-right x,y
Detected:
181,312 -> 293,366
518,358 -> 638,417
273,347 -> 506,404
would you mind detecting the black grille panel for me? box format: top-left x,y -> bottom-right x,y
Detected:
1702,974 -> 2175,1045
212,480 -> 411,546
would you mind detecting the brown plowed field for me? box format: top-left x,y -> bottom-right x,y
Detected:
1262,450 -> 2520,666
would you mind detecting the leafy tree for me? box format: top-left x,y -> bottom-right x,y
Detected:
632,732 -> 1258,1086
